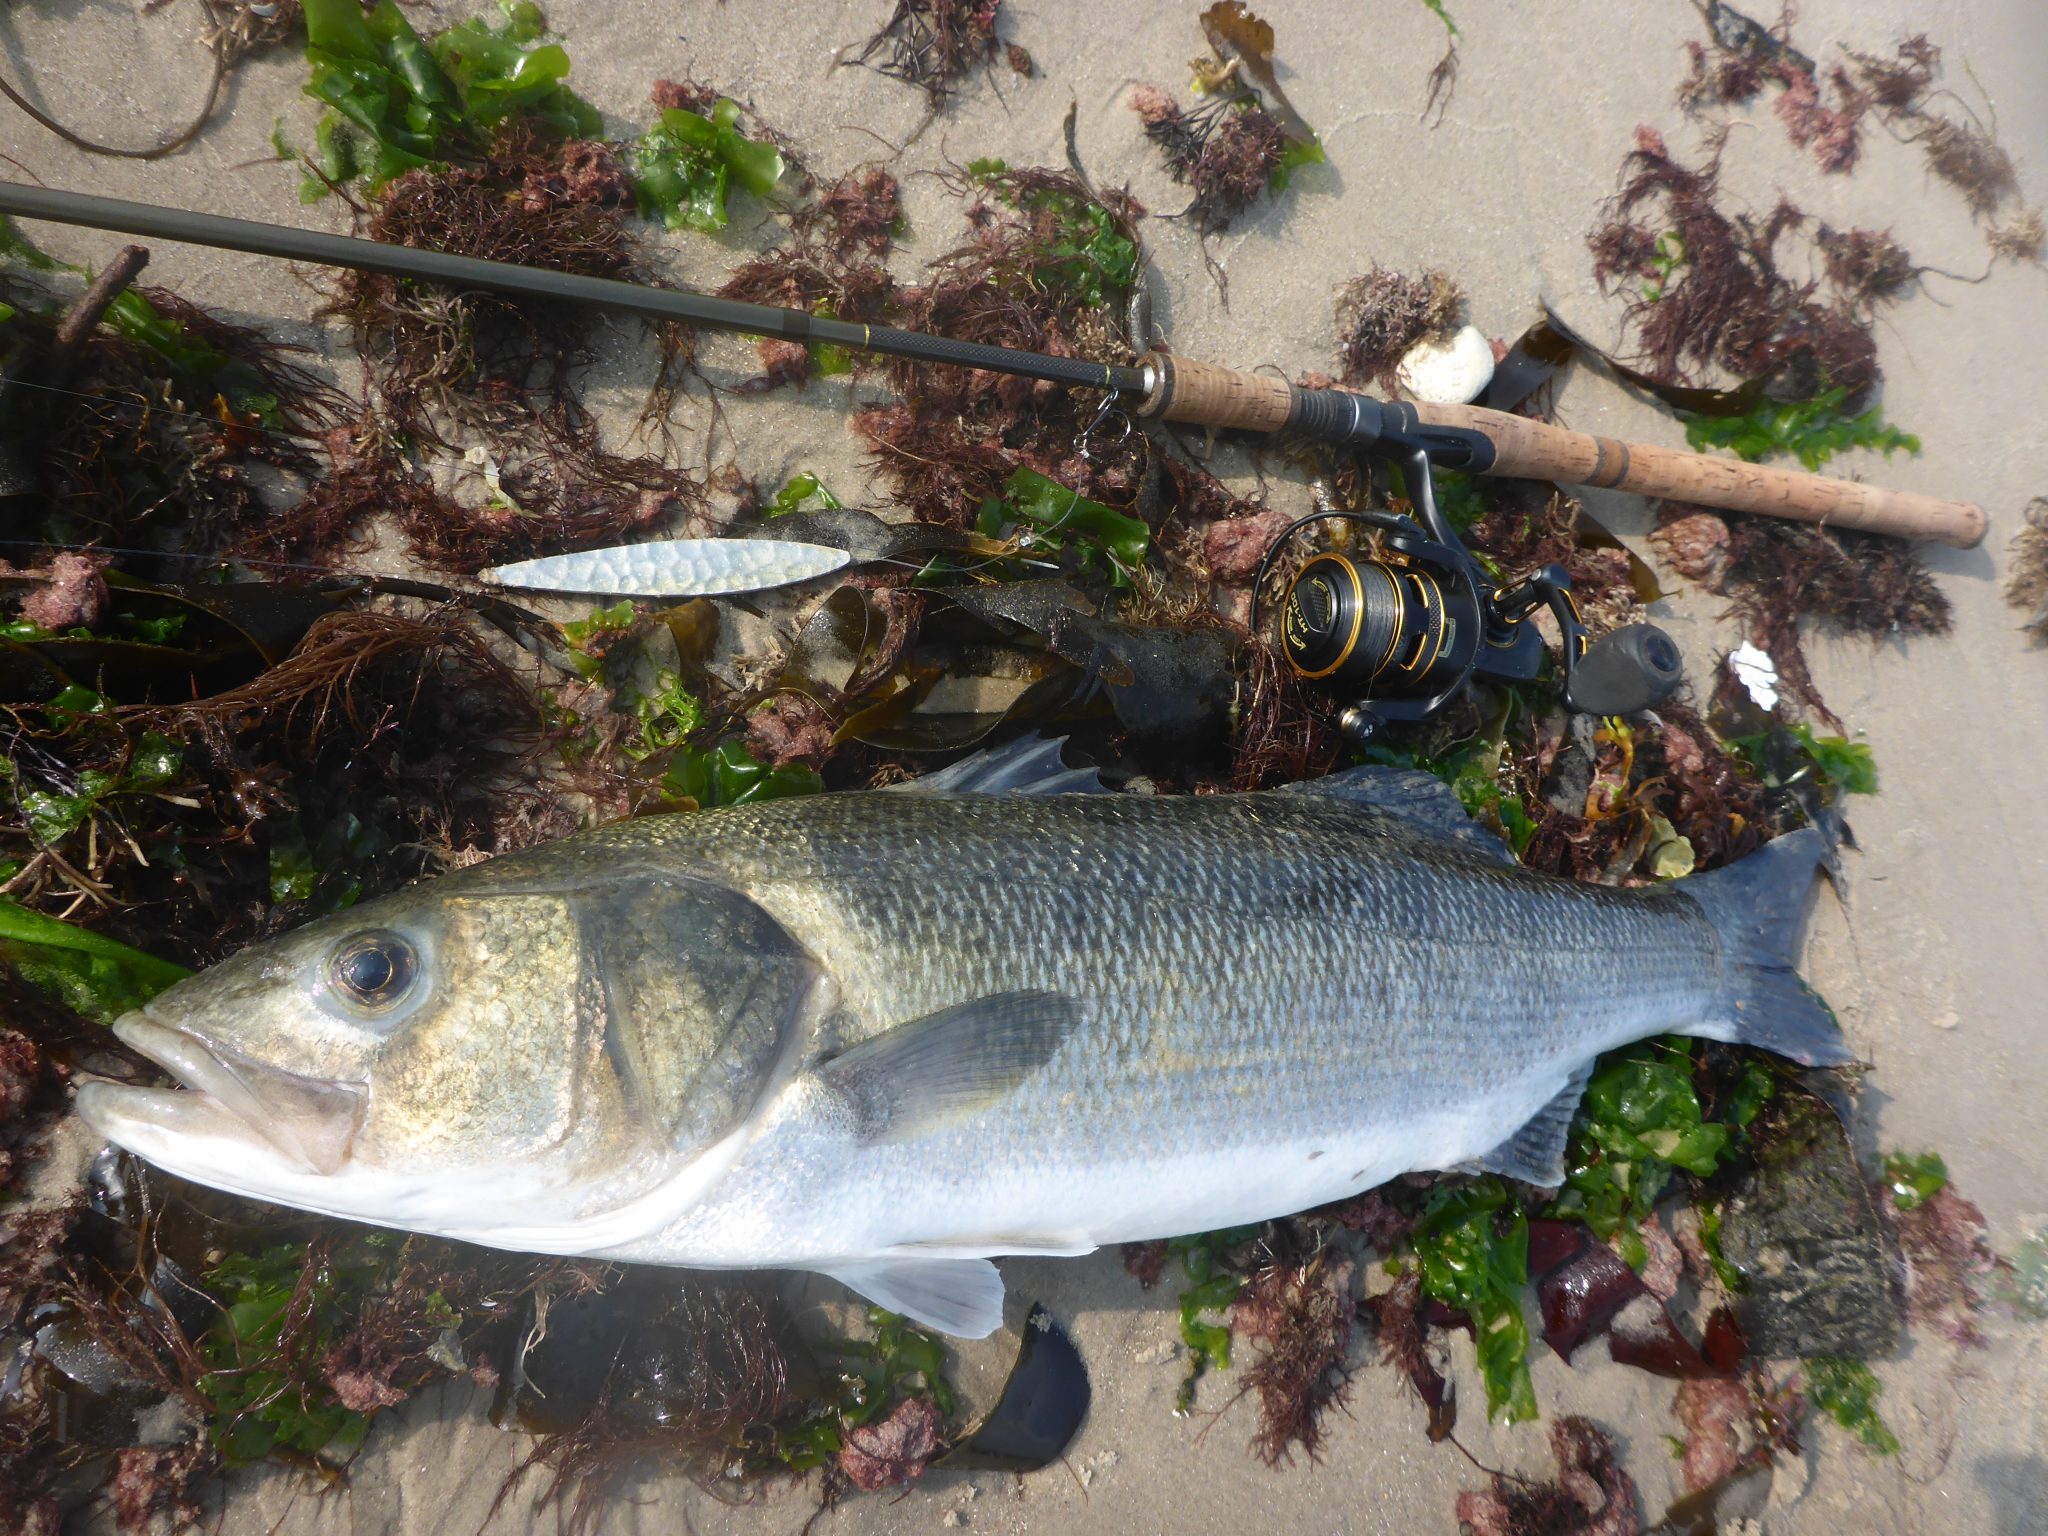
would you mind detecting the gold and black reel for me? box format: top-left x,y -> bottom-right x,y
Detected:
1254,444 -> 1684,746
1279,548 -> 1478,704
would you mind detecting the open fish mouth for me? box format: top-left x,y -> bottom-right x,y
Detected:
78,1013 -> 367,1177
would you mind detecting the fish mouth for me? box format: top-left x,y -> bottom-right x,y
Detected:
82,1013 -> 368,1177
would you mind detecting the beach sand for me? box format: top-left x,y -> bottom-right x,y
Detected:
4,0 -> 2045,1530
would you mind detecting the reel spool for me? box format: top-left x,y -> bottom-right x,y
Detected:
1256,443 -> 1684,745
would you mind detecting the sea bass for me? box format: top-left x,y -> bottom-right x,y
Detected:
77,738 -> 1849,1337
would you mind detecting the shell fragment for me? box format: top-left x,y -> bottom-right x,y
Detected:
481,539 -> 851,598
1395,323 -> 1497,406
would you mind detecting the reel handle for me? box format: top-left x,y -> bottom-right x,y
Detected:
1562,623 -> 1686,716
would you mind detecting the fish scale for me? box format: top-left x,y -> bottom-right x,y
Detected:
583,789 -> 1731,1268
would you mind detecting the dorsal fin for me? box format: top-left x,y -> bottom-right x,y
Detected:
1277,766 -> 1517,864
891,735 -> 1109,796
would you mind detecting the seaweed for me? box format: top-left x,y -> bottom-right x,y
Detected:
1652,500 -> 1949,726
1358,1270 -> 1454,1439
2006,496 -> 2048,640
1886,1159 -> 1999,1346
0,902 -> 189,1025
1548,1039 -> 1757,1271
971,467 -> 1151,588
1229,1250 -> 1356,1465
1128,3 -> 1323,242
293,0 -> 600,196
1588,129 -> 1882,408
717,172 -> 901,391
1814,226 -> 1919,314
324,140 -> 637,441
854,164 -> 1147,529
847,0 -> 1007,110
0,275 -> 343,551
1409,1178 -> 1536,1423
1418,0 -> 1460,123
630,99 -> 786,233
1333,267 -> 1464,394
1802,1357 -> 1898,1455
1454,1416 -> 1640,1536
1129,89 -> 1308,237
1681,386 -> 1918,473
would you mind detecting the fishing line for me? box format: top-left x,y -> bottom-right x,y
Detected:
0,372 -> 333,452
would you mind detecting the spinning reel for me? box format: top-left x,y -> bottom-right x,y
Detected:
1254,424 -> 1684,747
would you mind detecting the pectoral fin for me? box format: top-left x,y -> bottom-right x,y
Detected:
820,1257 -> 1006,1338
816,990 -> 1082,1144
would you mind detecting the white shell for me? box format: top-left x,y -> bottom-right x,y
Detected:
1395,324 -> 1497,405
481,538 -> 851,598
1726,641 -> 1780,713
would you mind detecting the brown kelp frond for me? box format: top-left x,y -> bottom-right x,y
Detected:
1334,266 -> 1463,393
1230,1251 -> 1357,1466
849,0 -> 1006,108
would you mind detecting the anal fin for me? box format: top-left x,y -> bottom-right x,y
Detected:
1471,1064 -> 1593,1187
819,1257 -> 1006,1338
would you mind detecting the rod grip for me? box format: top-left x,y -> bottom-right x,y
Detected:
1411,402 -> 1986,548
1138,354 -> 1294,433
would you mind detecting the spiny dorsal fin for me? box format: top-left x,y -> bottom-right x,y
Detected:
1277,766 -> 1517,865
890,736 -> 1108,796
819,1257 -> 1006,1337
815,991 -> 1082,1144
1468,1063 -> 1594,1186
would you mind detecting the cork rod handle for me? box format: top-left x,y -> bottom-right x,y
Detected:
1134,355 -> 1986,547
1410,402 -> 1986,549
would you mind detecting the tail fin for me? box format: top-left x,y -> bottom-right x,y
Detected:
1682,827 -> 1855,1067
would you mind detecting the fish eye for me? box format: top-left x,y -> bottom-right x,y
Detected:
329,931 -> 418,1013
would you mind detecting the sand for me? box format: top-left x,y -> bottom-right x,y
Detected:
3,0 -> 2045,1530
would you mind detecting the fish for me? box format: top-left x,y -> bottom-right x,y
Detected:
76,737 -> 1850,1338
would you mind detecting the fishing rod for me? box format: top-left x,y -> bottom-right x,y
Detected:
0,181 -> 1985,550
0,181 -> 1982,742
